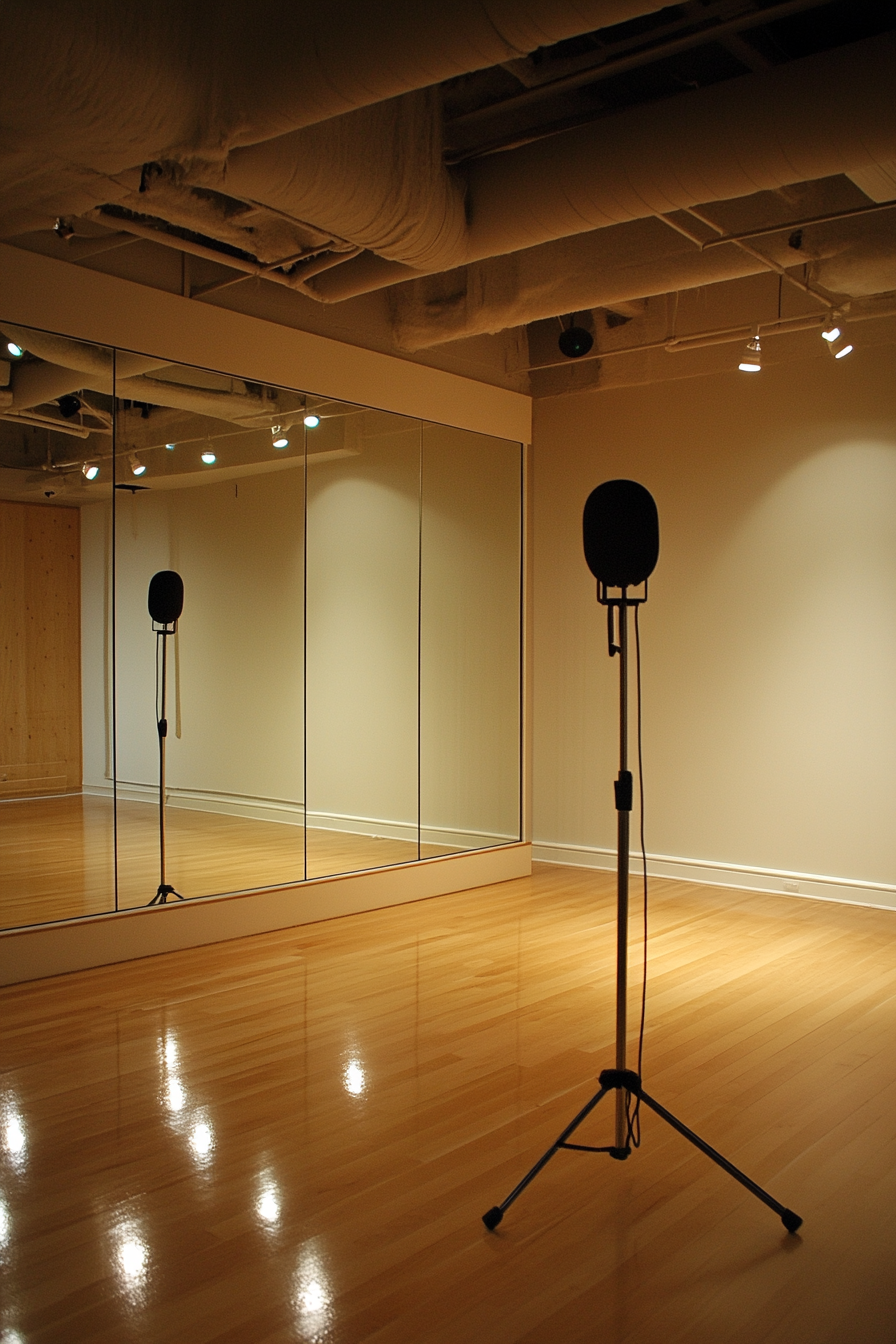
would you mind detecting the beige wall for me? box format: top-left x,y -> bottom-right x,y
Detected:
532,343 -> 896,905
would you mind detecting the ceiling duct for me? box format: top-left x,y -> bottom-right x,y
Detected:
311,32 -> 896,300
0,0 -> 669,236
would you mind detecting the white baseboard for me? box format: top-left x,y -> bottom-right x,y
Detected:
532,840 -> 896,912
82,782 -> 516,850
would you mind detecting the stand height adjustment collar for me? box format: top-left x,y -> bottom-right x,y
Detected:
614,770 -> 633,812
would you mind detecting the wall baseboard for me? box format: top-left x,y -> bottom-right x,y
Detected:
83,782 -> 517,850
532,841 -> 896,911
0,843 -> 532,985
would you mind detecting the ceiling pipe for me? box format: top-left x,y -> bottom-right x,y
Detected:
310,32 -> 896,301
1,0 -> 670,205
390,209 -> 895,350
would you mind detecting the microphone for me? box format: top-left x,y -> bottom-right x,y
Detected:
583,480 -> 659,588
148,570 -> 184,626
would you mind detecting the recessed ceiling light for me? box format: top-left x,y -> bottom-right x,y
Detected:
303,413 -> 320,428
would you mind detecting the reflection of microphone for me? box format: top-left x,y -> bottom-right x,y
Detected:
148,570 -> 184,627
583,480 -> 659,589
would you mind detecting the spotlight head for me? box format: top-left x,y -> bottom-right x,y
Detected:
201,450 -> 216,465
6,341 -> 24,358
583,479 -> 659,588
826,327 -> 853,359
54,217 -> 76,240
165,442 -> 176,451
82,462 -> 100,481
738,331 -> 762,373
558,326 -> 594,359
821,319 -> 840,343
303,413 -> 320,428
57,394 -> 82,419
271,425 -> 289,449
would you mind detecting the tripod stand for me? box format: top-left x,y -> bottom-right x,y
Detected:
148,622 -> 184,905
483,583 -> 802,1235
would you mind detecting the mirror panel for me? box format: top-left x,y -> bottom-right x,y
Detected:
112,362 -> 307,908
420,425 -> 523,856
0,323 -> 116,926
305,410 -> 422,877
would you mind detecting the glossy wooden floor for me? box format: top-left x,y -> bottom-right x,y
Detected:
1,865 -> 895,1343
0,794 -> 452,928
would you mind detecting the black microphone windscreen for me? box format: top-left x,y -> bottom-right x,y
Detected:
583,480 -> 659,587
148,570 -> 184,625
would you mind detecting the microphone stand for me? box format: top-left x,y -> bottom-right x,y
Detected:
483,582 -> 802,1235
148,620 -> 185,905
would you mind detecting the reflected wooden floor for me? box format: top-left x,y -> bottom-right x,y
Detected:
0,794 -> 452,928
1,865 -> 895,1343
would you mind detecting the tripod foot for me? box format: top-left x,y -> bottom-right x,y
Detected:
781,1209 -> 803,1235
482,1206 -> 504,1231
148,884 -> 185,906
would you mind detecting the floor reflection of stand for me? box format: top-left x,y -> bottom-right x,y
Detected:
483,586 -> 802,1236
148,625 -> 184,906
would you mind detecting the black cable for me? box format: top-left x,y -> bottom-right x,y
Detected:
624,601 -> 649,1149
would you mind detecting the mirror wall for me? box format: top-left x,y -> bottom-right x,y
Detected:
0,322 -> 522,930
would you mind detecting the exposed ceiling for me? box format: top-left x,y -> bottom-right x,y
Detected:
1,0 -> 894,401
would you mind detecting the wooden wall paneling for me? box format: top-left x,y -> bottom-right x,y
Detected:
0,500 -> 82,796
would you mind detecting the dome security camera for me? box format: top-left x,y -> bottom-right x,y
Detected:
558,324 -> 594,359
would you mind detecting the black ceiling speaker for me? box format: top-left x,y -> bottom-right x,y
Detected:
583,479 -> 659,588
148,570 -> 184,625
558,325 -> 594,358
57,394 -> 82,418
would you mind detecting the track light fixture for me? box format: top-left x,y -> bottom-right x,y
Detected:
129,452 -> 146,477
6,341 -> 24,358
303,413 -> 320,428
201,450 -> 216,465
738,329 -> 762,372
82,462 -> 100,481
165,442 -> 176,451
271,424 -> 289,448
821,312 -> 853,359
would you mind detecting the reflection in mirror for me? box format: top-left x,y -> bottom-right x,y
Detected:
305,411 -> 425,877
109,362 -> 323,906
421,427 -> 522,855
0,322 -> 116,928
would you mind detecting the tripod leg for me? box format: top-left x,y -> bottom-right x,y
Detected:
635,1085 -> 802,1233
483,1084 -> 611,1230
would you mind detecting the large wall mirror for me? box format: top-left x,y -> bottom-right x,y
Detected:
1,321 -> 523,930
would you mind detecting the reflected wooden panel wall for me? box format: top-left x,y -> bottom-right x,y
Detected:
0,500 -> 81,797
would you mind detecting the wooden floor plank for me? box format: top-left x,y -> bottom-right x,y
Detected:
1,863 -> 894,1342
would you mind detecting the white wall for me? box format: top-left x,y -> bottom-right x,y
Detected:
532,343 -> 896,906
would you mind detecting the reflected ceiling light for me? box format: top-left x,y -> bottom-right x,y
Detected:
343,1060 -> 366,1096
738,329 -> 762,372
201,450 -> 216,465
82,462 -> 100,481
165,442 -> 176,451
303,413 -> 320,428
6,341 -> 24,358
129,452 -> 146,477
271,424 -> 289,448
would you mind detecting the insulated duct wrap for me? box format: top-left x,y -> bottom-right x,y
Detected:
312,33 -> 896,299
